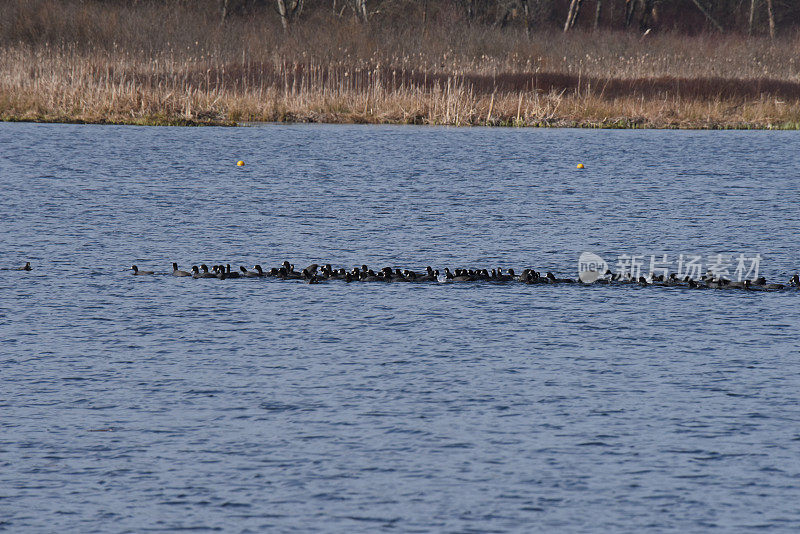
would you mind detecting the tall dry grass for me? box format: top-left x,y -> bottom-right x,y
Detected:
1,0 -> 799,127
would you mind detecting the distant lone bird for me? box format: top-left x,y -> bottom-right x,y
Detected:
131,265 -> 154,275
16,262 -> 32,271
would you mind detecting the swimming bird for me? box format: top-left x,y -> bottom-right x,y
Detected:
379,267 -> 395,281
706,278 -> 721,289
224,264 -> 240,279
451,269 -> 473,282
240,265 -> 264,277
15,262 -> 32,271
284,268 -> 303,279
172,263 -> 191,276
790,274 -> 799,286
131,265 -> 154,275
519,269 -> 537,284
318,264 -> 335,279
593,270 -> 612,284
417,266 -> 437,282
530,270 -> 546,283
661,273 -> 678,286
325,266 -> 346,280
192,265 -> 216,279
394,268 -> 411,281
360,269 -> 380,282
278,261 -> 302,279
212,265 -> 233,279
494,268 -> 512,282
762,282 -> 785,290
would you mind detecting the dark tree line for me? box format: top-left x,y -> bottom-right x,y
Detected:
213,0 -> 795,36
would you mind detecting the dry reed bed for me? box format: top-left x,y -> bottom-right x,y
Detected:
2,0 -> 800,128
2,44 -> 799,128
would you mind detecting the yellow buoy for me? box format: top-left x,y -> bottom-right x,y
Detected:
237,160 -> 245,167
577,163 -> 584,169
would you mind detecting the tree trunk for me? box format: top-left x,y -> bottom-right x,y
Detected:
594,0 -> 602,30
351,0 -> 368,22
276,0 -> 303,30
564,0 -> 583,31
522,0 -> 533,37
748,0 -> 757,35
638,0 -> 653,32
572,0 -> 583,28
766,0 -> 775,38
465,0 -> 475,24
624,0 -> 637,29
609,0 -> 614,28
276,0 -> 290,30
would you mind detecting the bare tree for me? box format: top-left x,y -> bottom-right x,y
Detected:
346,0 -> 369,22
461,0 -> 478,24
221,0 -> 229,23
624,0 -> 636,28
638,0 -> 654,31
594,0 -> 602,30
564,0 -> 583,31
521,0 -> 534,36
766,0 -> 775,38
276,0 -> 304,30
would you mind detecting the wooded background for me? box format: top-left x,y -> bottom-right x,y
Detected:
215,0 -> 794,36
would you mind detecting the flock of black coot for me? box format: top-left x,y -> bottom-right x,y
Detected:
8,261 -> 800,290
121,262 -> 800,291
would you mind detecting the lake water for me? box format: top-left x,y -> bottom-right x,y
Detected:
1,123 -> 799,532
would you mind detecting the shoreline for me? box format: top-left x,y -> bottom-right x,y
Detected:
2,115 -> 799,130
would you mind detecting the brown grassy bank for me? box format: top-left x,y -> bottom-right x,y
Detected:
2,0 -> 800,128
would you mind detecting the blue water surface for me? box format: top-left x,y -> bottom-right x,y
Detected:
1,123 -> 799,533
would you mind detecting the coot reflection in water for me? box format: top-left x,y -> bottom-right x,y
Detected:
1,123 -> 800,533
